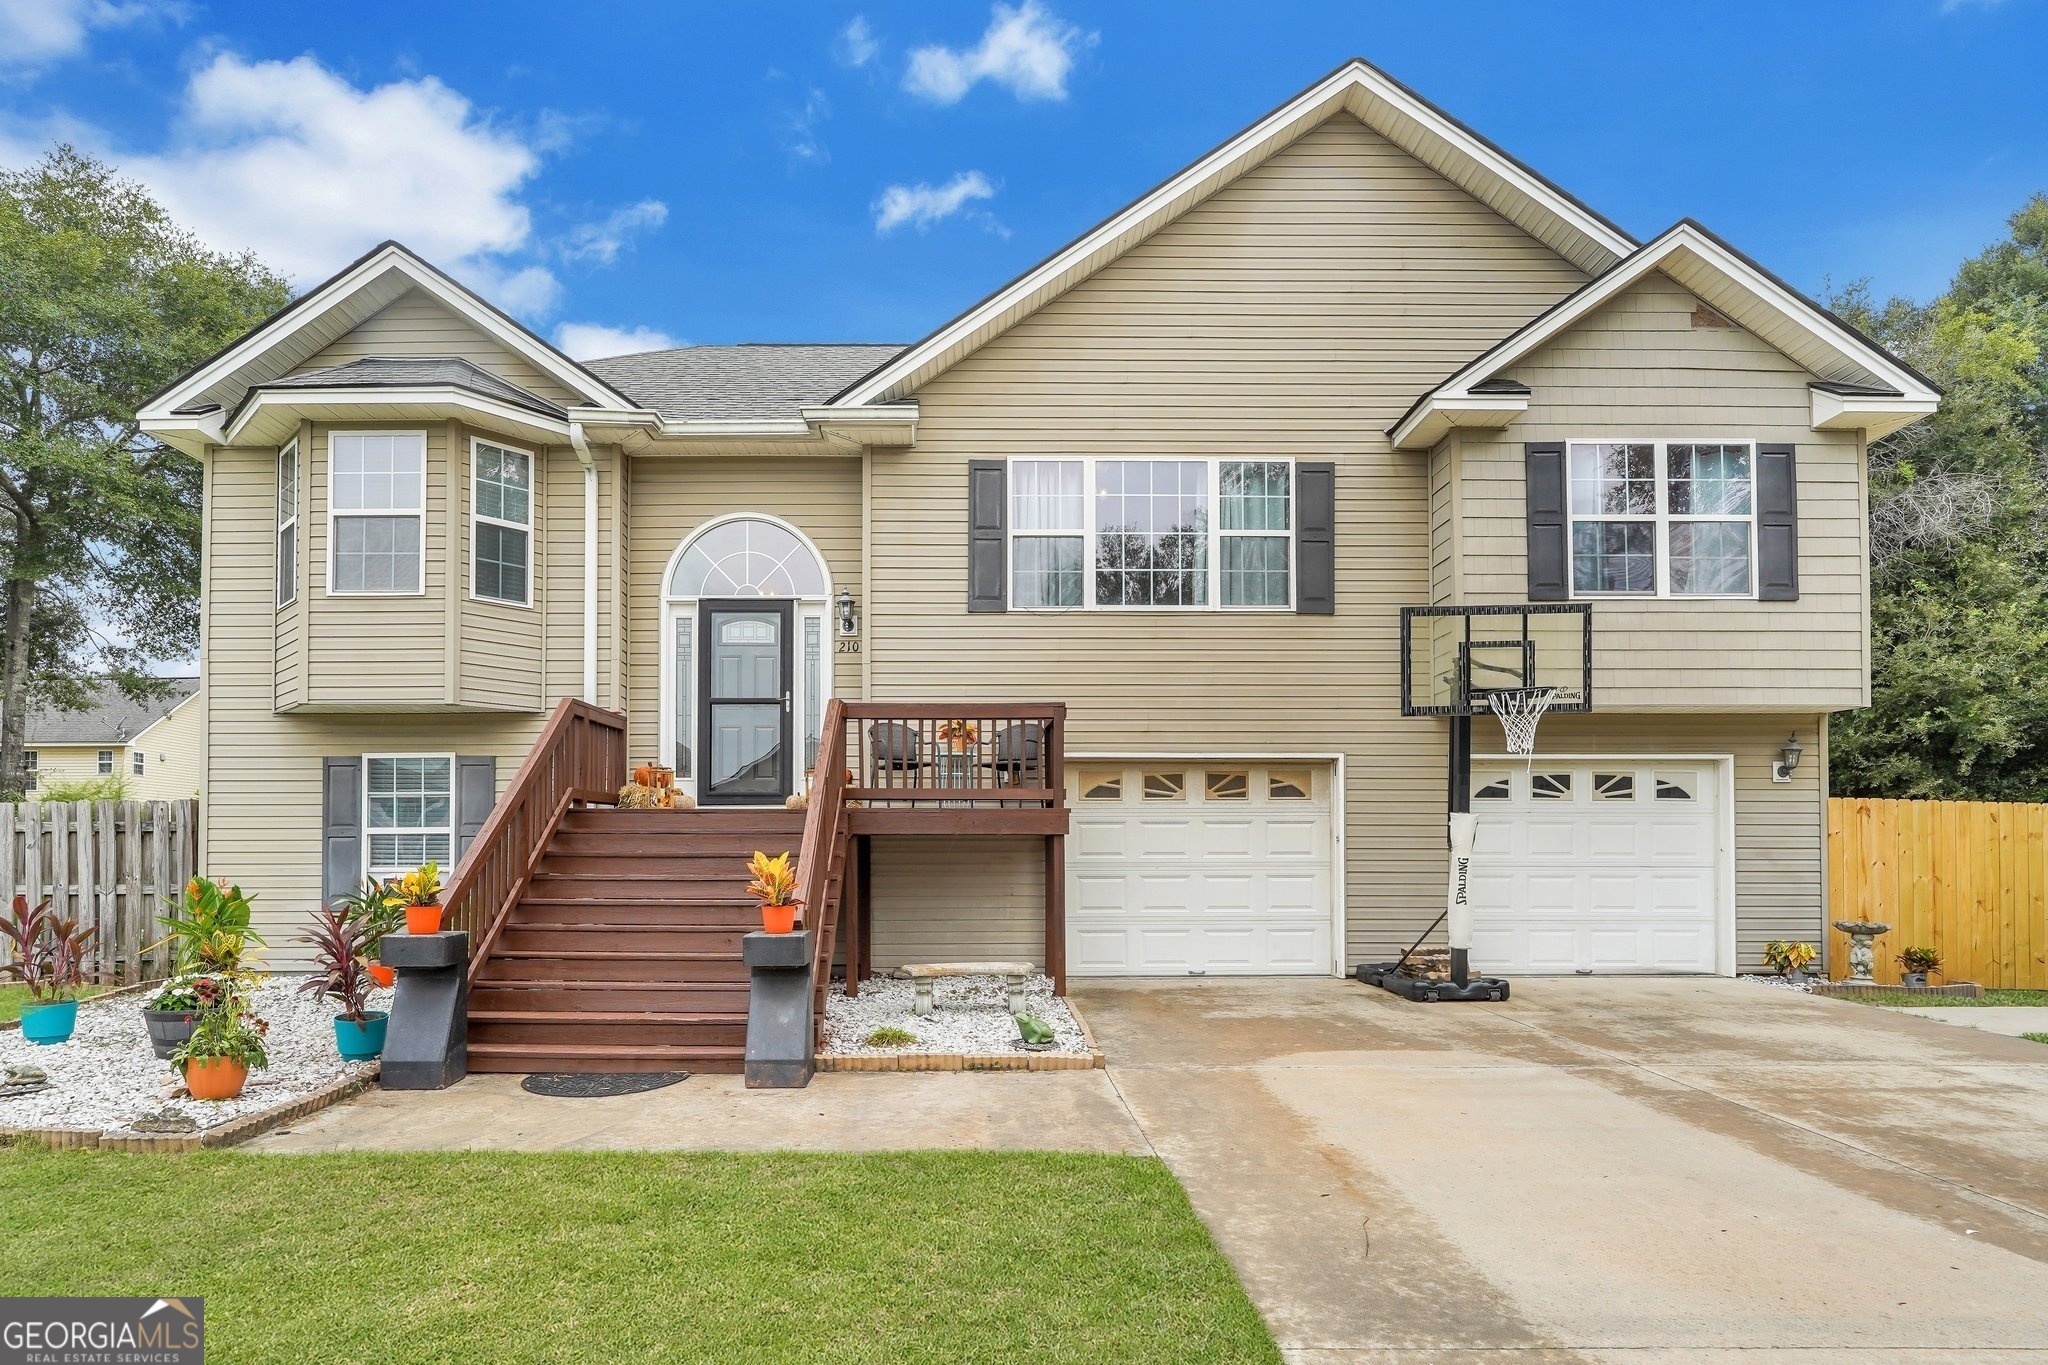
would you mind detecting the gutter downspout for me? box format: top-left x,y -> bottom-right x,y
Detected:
569,421 -> 598,704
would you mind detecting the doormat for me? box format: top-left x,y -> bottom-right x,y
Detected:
520,1072 -> 691,1098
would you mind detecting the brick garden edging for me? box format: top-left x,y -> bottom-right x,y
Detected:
0,1064 -> 379,1153
817,1000 -> 1108,1072
1812,981 -> 1986,1000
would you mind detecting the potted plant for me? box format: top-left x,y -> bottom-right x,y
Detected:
1762,940 -> 1819,985
333,880 -> 403,987
745,850 -> 803,934
1895,946 -> 1943,988
171,988 -> 269,1101
296,906 -> 388,1060
0,895 -> 100,1045
394,862 -> 444,935
144,876 -> 263,1057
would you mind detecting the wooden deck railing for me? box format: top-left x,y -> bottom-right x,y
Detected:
840,702 -> 1066,812
798,698 -> 851,993
445,697 -> 627,975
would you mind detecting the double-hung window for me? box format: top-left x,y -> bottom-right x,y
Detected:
132,750 -> 145,776
1006,457 -> 1294,609
329,432 -> 426,595
21,751 -> 35,791
277,440 -> 298,606
97,750 -> 113,774
471,439 -> 533,606
364,755 -> 453,878
1569,441 -> 1754,598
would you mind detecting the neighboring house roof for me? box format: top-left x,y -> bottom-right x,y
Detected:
247,357 -> 568,420
584,344 -> 905,422
18,679 -> 199,746
1386,220 -> 1944,450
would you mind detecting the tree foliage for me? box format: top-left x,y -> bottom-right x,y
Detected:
1829,194 -> 2048,798
0,146 -> 289,796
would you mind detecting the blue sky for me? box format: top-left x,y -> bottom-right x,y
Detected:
2,0 -> 2044,357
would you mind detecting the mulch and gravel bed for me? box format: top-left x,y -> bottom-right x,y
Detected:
822,973 -> 1090,1057
1739,973 -> 1817,994
0,976 -> 388,1137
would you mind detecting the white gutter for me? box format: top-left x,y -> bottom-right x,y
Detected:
569,421 -> 599,704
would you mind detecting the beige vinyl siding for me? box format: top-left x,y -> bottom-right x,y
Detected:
622,457 -> 865,767
22,745 -> 123,791
866,112 -> 1589,966
1454,272 -> 1869,710
298,289 -> 582,408
128,695 -> 204,800
1512,711 -> 1829,969
866,837 -> 1045,968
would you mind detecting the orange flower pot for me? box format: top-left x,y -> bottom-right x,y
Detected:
183,1057 -> 249,1101
761,903 -> 798,934
367,962 -> 396,989
405,903 -> 443,935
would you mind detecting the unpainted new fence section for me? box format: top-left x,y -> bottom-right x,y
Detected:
1828,797 -> 2048,988
0,799 -> 198,983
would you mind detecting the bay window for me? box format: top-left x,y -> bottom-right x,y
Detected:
1006,457 -> 1294,609
277,440 -> 298,606
471,438 -> 533,606
1569,441 -> 1754,598
329,432 -> 426,595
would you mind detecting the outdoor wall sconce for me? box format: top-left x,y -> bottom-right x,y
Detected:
1773,732 -> 1804,784
835,589 -> 859,637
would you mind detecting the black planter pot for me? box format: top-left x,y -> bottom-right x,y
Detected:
144,1007 -> 199,1060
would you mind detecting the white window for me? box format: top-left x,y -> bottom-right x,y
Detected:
1569,441 -> 1754,598
329,432 -> 426,595
132,750 -> 145,776
1006,457 -> 1294,610
97,750 -> 113,775
22,750 -> 36,792
364,755 -> 454,877
471,438 -> 533,606
277,440 -> 298,606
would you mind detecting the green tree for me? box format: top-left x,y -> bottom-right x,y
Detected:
0,147 -> 289,797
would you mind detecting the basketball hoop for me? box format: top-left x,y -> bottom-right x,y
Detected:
1485,687 -> 1556,758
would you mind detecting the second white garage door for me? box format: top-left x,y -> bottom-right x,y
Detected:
1468,759 -> 1724,975
1067,763 -> 1334,976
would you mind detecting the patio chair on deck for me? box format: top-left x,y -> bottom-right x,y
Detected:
867,721 -> 923,796
982,722 -> 1044,794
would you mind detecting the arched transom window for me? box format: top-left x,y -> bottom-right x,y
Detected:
668,517 -> 827,598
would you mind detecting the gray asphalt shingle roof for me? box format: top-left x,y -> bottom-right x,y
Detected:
583,344 -> 905,422
18,679 -> 199,745
257,358 -> 567,418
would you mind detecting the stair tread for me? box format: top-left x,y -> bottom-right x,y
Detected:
486,948 -> 745,960
467,1041 -> 740,1059
470,1009 -> 744,1023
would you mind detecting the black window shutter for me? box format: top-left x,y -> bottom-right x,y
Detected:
967,460 -> 1006,612
455,755 -> 497,865
321,757 -> 362,905
1756,443 -> 1799,601
1525,442 -> 1569,601
1295,462 -> 1336,615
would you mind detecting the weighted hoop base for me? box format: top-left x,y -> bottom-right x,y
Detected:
1353,963 -> 1511,1003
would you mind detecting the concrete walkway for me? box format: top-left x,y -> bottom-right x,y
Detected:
1073,977 -> 2048,1363
1889,1004 -> 2048,1038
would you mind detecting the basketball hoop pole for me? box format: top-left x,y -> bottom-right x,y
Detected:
1446,714 -> 1472,987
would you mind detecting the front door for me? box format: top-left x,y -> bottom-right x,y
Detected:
697,600 -> 793,806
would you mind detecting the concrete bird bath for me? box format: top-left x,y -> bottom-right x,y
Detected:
1832,921 -> 1892,983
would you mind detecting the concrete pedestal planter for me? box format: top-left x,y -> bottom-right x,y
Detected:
18,999 -> 78,1045
333,1011 -> 388,1061
144,1007 -> 199,1060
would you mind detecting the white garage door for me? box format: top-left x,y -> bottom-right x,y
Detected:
1469,759 -> 1723,975
1068,763 -> 1333,975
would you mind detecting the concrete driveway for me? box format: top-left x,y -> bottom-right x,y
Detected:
1072,976 -> 2048,1363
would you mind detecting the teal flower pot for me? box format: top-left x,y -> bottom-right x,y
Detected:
333,1011 -> 388,1061
19,998 -> 79,1045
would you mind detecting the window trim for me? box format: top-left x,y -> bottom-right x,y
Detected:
1566,438 -> 1759,601
361,751 -> 456,880
277,439 -> 299,609
132,750 -> 145,776
326,430 -> 429,599
95,749 -> 113,775
1004,456 -> 1297,613
468,435 -> 535,609
22,750 -> 36,792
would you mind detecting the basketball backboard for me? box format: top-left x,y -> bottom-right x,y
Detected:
1399,604 -> 1593,717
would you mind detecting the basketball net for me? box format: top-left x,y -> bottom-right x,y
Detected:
1485,687 -> 1557,761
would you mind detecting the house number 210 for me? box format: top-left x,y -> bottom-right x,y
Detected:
835,640 -> 861,654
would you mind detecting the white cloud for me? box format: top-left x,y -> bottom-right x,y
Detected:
835,15 -> 878,67
1939,0 -> 2009,10
560,199 -> 668,265
874,170 -> 996,233
555,322 -> 679,360
0,0 -> 166,71
783,86 -> 830,162
903,2 -> 1092,105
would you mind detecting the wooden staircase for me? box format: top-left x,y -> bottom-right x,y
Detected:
466,807 -> 832,1074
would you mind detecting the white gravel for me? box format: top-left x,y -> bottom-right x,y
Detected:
0,976 -> 389,1134
822,973 -> 1089,1056
1740,973 -> 1817,994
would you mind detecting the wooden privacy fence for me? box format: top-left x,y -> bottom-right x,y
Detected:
0,799 -> 198,984
1828,797 -> 2048,988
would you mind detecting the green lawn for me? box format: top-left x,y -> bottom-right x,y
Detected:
1851,988 -> 2048,1008
0,1149 -> 1278,1364
0,984 -> 113,1023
